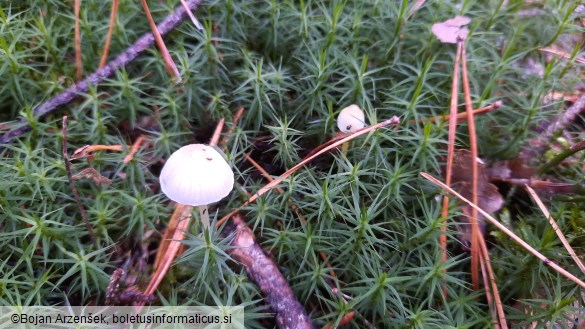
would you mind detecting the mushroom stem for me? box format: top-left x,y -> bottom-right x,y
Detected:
198,204 -> 210,231
341,141 -> 349,155
338,141 -> 350,172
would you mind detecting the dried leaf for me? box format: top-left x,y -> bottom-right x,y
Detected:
488,158 -> 536,180
444,149 -> 504,214
432,16 -> 471,44
72,167 -> 112,186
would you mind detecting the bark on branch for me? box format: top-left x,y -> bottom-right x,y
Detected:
0,0 -> 205,150
226,215 -> 314,329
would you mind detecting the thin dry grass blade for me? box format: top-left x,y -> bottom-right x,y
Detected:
525,185 -> 585,276
99,0 -> 119,68
140,0 -> 182,83
539,47 -> 585,65
421,172 -> 585,289
461,41 -> 481,290
216,116 -> 400,228
74,0 -> 83,81
406,0 -> 426,20
302,102 -> 501,162
179,0 -> 203,30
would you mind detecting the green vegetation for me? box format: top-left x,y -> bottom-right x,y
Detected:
1,0 -> 584,327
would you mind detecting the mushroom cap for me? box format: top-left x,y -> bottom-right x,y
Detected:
337,104 -> 366,132
159,144 -> 234,206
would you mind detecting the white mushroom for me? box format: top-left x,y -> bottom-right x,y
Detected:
336,104 -> 366,161
159,144 -> 234,229
337,104 -> 366,133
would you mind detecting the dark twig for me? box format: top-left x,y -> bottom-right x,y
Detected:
524,94 -> 585,160
537,139 -> 585,174
226,215 -> 314,329
62,116 -> 98,248
0,0 -> 205,150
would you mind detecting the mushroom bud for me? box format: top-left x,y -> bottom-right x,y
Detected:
159,144 -> 234,229
337,104 -> 366,133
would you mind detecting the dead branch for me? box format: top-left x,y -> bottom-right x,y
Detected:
0,0 -> 205,150
523,94 -> 585,160
226,215 -> 314,329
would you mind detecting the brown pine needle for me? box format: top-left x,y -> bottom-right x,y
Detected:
74,0 -> 83,81
244,153 -> 285,195
209,118 -> 225,147
152,203 -> 191,271
468,206 -> 507,328
421,101 -> 502,124
140,0 -> 182,83
421,172 -> 585,289
460,41 -> 481,291
146,204 -> 191,293
99,0 -> 119,68
478,256 -> 497,329
123,135 -> 148,164
139,118 -> 227,307
220,107 -> 245,149
323,311 -> 356,329
525,185 -> 585,276
440,41 -> 463,282
216,116 -> 400,228
70,144 -> 124,160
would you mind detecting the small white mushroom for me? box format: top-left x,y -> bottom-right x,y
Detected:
159,144 -> 234,229
337,104 -> 366,133
336,104 -> 366,163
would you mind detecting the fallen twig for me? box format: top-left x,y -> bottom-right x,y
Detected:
226,214 -> 314,329
537,139 -> 585,174
524,95 -> 585,160
0,0 -> 205,150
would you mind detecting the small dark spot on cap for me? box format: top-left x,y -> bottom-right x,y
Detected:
206,157 -> 213,161
346,125 -> 352,130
